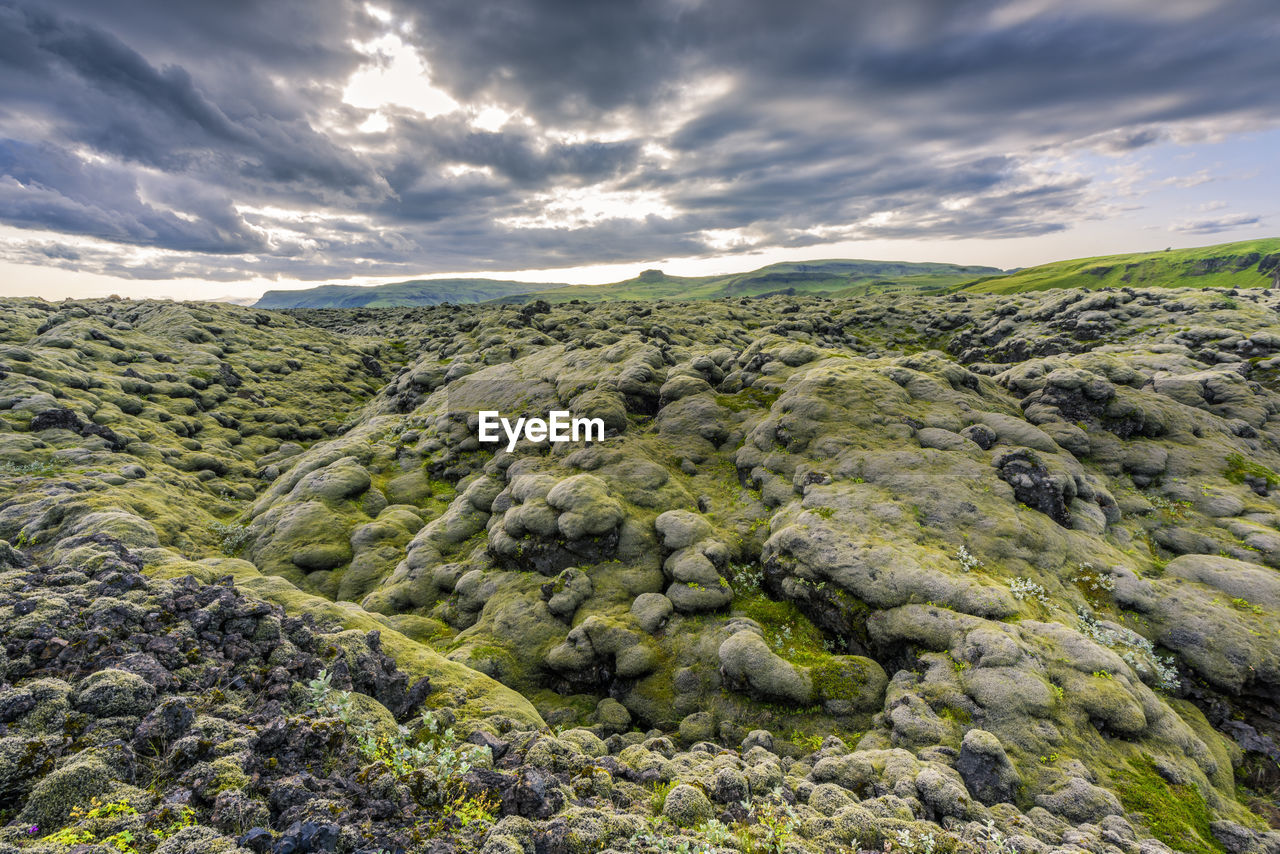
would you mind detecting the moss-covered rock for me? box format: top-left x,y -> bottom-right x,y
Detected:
660,783 -> 714,827
20,755 -> 114,830
73,669 -> 155,719
9,289 -> 1280,852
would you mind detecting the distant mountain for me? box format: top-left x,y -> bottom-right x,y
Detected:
254,261 -> 1002,309
253,239 -> 1280,309
254,279 -> 557,308
960,238 -> 1280,293
495,259 -> 1003,304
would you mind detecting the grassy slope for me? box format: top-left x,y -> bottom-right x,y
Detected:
961,238 -> 1280,294
255,278 -> 557,308
255,260 -> 1000,308
255,238 -> 1280,308
491,259 -> 1000,303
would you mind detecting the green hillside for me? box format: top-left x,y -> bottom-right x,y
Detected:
491,259 -> 1000,303
254,278 -> 556,308
254,239 -> 1280,309
961,238 -> 1280,294
255,260 -> 999,308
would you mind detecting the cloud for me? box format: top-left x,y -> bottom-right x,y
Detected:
1,0 -> 1279,282
1172,213 -> 1263,235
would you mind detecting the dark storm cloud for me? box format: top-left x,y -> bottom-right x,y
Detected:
385,114 -> 641,190
0,2 -> 381,198
0,139 -> 267,252
1,0 -> 1279,281
389,0 -> 1280,134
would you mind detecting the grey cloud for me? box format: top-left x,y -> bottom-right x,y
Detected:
1173,214 -> 1263,235
0,139 -> 268,253
386,114 -> 641,188
1,0 -> 1279,283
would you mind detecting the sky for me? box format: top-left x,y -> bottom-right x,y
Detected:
1,0 -> 1279,301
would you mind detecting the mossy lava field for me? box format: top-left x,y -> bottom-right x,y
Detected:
4,288 -> 1280,854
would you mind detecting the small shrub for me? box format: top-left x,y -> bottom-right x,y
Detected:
1078,608 -> 1179,691
730,563 -> 765,596
1230,596 -> 1264,615
649,780 -> 676,816
892,826 -> 938,853
306,668 -> 487,804
955,545 -> 982,572
209,521 -> 252,555
1009,577 -> 1050,606
1071,562 -> 1116,607
0,458 -> 67,477
448,791 -> 498,828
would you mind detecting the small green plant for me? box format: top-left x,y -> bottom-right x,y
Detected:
44,827 -> 96,847
980,820 -> 1021,854
0,458 -> 68,477
892,826 -> 937,853
629,817 -> 719,854
449,791 -> 498,827
756,800 -> 796,854
104,830 -> 139,854
788,730 -> 824,752
1149,495 -> 1194,520
735,794 -> 796,854
955,544 -> 982,572
150,806 -> 197,842
209,521 -> 253,555
1230,597 -> 1265,615
40,800 -> 144,853
698,818 -> 731,846
649,780 -> 675,816
1071,563 -> 1114,591
70,798 -> 139,821
307,668 -> 349,715
1009,577 -> 1050,606
729,563 -> 765,596
1078,608 -> 1179,691
1071,562 -> 1116,608
307,668 -> 487,804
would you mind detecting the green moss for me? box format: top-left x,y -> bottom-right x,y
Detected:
208,757 -> 249,794
937,704 -> 972,725
0,457 -> 70,478
1224,453 -> 1279,488
809,659 -> 868,702
21,756 -> 114,830
1113,757 -> 1225,854
734,596 -> 828,665
715,387 -> 780,413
